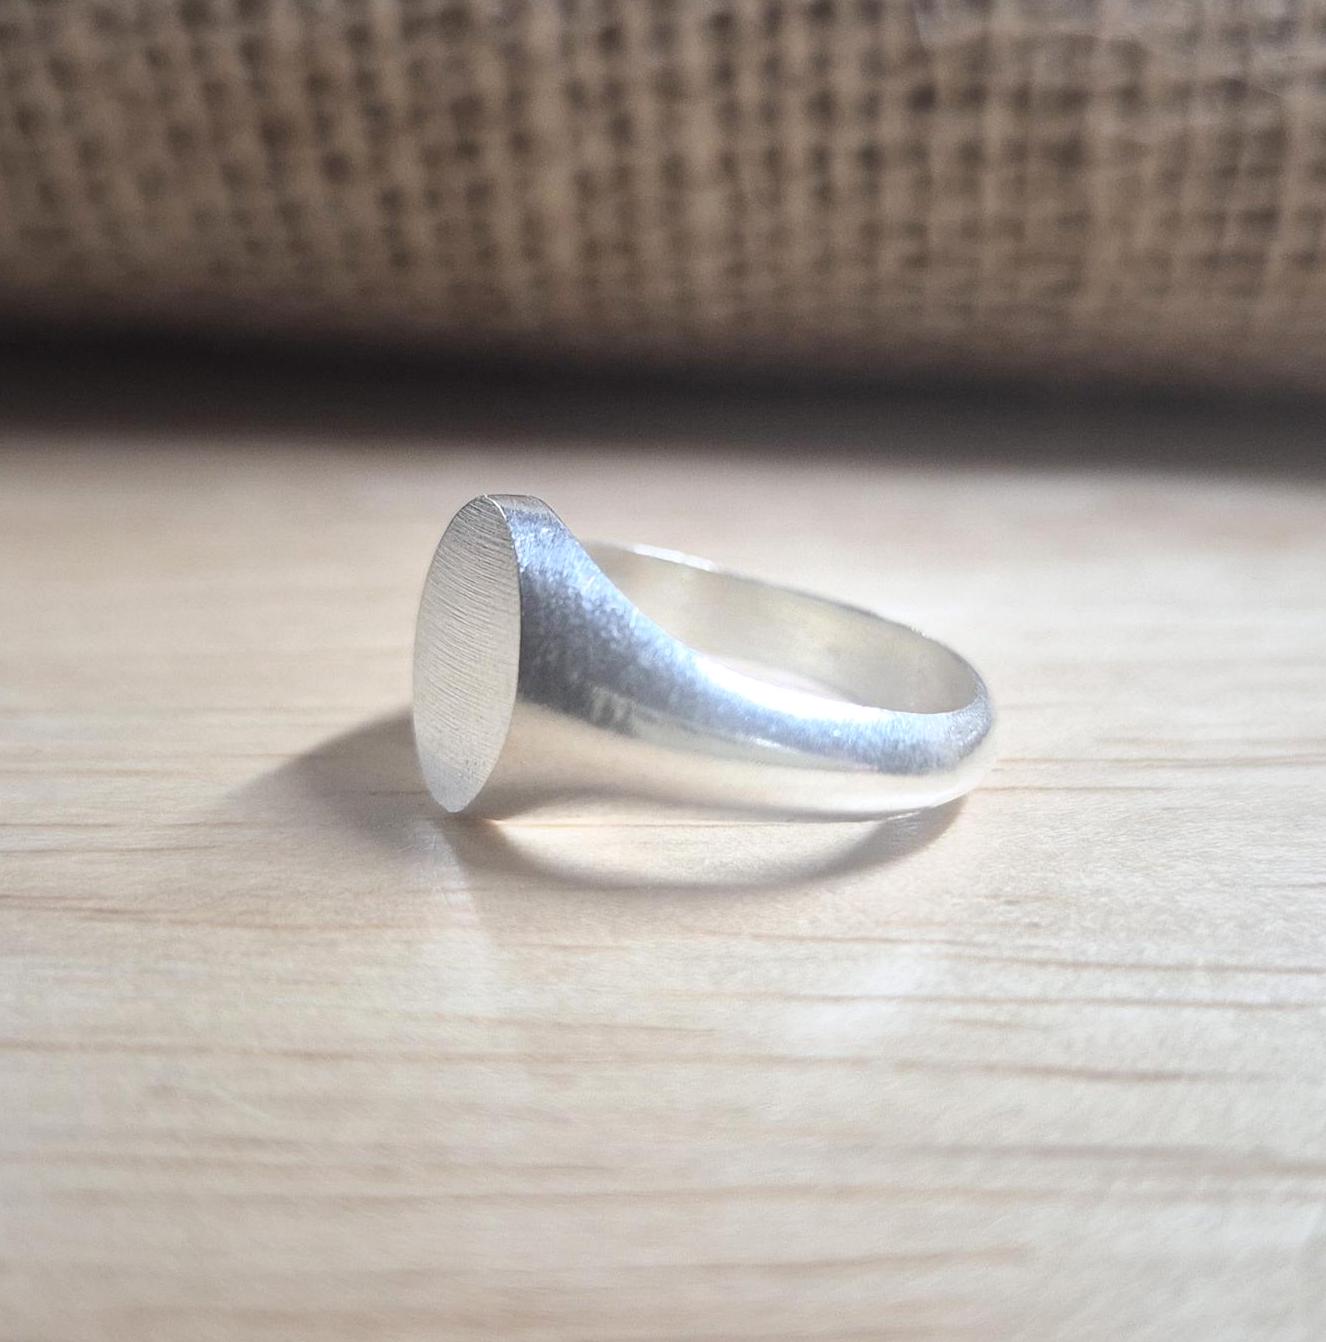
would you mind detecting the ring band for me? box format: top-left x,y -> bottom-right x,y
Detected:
413,495 -> 995,817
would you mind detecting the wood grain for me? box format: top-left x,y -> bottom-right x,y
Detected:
2,408 -> 1325,1342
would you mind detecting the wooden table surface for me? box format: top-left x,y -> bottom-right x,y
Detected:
3,371 -> 1325,1341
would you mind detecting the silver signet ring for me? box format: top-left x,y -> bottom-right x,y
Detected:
413,495 -> 995,818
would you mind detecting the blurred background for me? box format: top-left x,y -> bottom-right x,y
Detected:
6,0 -> 1326,396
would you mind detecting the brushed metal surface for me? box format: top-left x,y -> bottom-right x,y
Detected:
413,495 -> 995,817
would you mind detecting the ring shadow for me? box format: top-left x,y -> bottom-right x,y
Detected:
248,711 -> 963,895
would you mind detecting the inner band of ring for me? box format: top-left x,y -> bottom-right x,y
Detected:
586,541 -> 980,718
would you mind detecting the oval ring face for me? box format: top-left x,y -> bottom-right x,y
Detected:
412,497 -> 522,812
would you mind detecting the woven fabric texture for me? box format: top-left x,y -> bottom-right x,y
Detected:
3,1 -> 1326,386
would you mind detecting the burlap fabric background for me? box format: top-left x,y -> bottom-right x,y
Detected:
3,1 -> 1324,387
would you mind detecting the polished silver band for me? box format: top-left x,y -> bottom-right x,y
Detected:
413,495 -> 995,817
